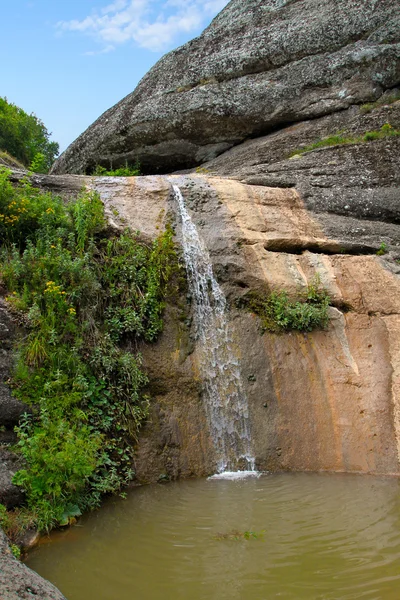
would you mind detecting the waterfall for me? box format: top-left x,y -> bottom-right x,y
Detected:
172,184 -> 257,477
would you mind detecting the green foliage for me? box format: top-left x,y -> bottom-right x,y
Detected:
13,413 -> 100,532
376,242 -> 388,256
0,97 -> 59,172
0,167 -> 176,533
29,153 -> 48,175
0,504 -> 10,530
289,123 -> 400,157
243,277 -> 331,333
10,544 -> 21,559
0,168 -> 69,247
93,163 -> 140,177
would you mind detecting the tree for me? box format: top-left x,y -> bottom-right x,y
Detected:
0,97 -> 59,173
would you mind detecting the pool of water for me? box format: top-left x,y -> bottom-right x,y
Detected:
26,473 -> 400,600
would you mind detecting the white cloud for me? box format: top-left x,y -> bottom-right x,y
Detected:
84,44 -> 116,56
57,0 -> 230,53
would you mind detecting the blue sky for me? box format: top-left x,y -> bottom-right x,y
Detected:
1,0 -> 229,153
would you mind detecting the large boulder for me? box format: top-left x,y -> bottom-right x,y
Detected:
0,529 -> 66,600
51,0 -> 400,175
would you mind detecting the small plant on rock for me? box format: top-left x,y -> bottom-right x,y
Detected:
376,242 -> 388,256
242,276 -> 331,333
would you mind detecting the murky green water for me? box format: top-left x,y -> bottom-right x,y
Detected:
26,473 -> 400,600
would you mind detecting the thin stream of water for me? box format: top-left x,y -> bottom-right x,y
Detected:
172,184 -> 255,474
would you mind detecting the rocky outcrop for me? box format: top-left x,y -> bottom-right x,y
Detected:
7,96 -> 400,478
87,173 -> 400,477
8,169 -> 85,199
180,176 -> 400,474
0,451 -> 25,509
206,100 -> 400,254
51,0 -> 400,175
0,530 -> 66,600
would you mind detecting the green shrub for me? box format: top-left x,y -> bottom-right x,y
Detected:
29,153 -> 48,174
0,167 -> 176,534
11,544 -> 21,559
376,242 -> 388,256
93,163 -> 140,177
243,277 -> 331,333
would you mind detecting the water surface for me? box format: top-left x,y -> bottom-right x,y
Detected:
26,473 -> 400,600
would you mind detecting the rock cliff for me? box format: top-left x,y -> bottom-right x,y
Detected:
87,173 -> 400,477
2,1 -> 400,597
51,0 -> 400,175
5,95 -> 400,477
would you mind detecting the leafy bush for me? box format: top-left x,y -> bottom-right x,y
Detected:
0,167 -> 176,533
0,97 -> 59,172
93,163 -> 140,177
376,242 -> 388,256
29,152 -> 48,174
243,278 -> 331,333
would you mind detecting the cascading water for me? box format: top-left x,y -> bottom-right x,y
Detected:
172,184 -> 257,478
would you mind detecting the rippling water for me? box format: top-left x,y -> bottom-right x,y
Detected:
26,473 -> 400,600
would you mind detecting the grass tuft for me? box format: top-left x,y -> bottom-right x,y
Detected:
289,123 -> 400,158
360,90 -> 400,114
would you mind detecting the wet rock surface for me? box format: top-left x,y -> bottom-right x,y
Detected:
0,530 -> 66,600
51,0 -> 400,175
5,171 -> 395,478
88,174 -> 400,477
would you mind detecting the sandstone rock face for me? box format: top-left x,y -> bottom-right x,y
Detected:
88,173 -> 400,477
0,530 -> 66,600
6,153 -> 400,479
185,176 -> 400,475
51,0 -> 400,175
